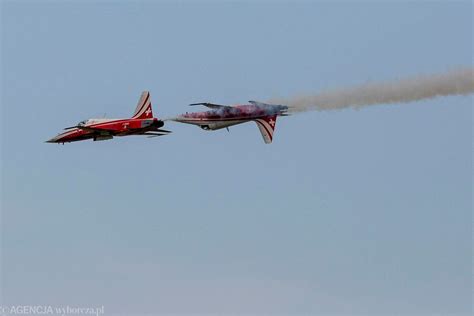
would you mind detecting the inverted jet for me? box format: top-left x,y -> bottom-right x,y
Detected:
46,91 -> 170,144
171,101 -> 288,144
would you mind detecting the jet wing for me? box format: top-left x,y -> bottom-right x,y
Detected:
189,102 -> 231,109
147,129 -> 172,134
140,130 -> 172,138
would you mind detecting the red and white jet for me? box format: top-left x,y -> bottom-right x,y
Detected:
172,101 -> 289,144
47,91 -> 170,144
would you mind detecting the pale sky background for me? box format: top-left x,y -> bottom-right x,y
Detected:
1,1 -> 472,315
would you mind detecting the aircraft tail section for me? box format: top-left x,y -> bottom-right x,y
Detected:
132,91 -> 153,119
254,115 -> 277,144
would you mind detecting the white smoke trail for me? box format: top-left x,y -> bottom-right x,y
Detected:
271,68 -> 474,113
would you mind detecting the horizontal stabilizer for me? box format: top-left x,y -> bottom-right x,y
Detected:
153,129 -> 172,134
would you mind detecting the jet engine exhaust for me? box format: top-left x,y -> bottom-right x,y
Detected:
270,67 -> 474,113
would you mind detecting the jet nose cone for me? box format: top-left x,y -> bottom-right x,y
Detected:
45,136 -> 59,143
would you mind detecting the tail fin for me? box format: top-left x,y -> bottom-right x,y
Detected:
132,91 -> 153,119
254,115 -> 277,144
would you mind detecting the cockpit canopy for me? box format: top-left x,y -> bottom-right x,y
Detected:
78,120 -> 88,126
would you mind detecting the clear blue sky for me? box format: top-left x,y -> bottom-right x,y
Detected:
1,1 -> 472,315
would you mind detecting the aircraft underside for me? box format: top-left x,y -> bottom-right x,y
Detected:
195,120 -> 250,130
174,117 -> 277,143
